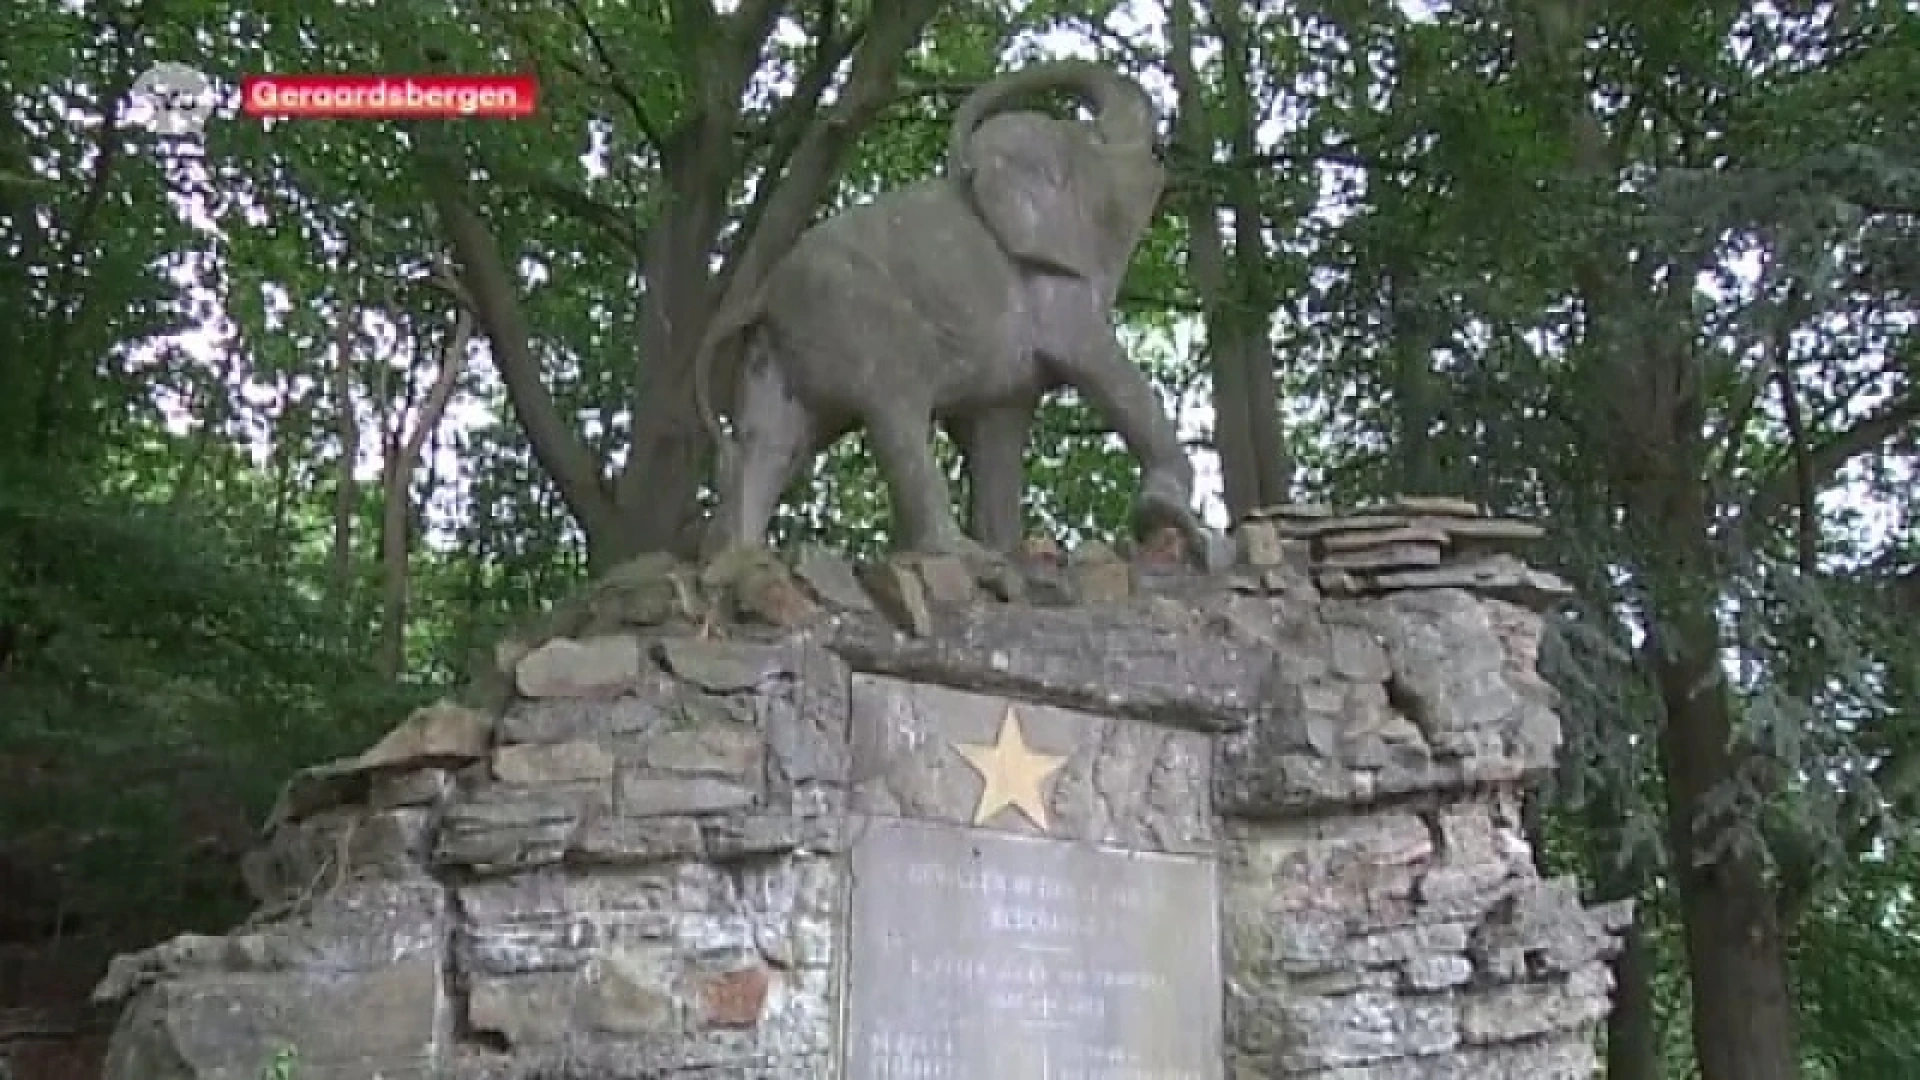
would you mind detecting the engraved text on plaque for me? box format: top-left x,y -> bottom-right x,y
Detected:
843,816 -> 1222,1079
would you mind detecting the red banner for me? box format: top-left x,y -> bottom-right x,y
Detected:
240,74 -> 537,119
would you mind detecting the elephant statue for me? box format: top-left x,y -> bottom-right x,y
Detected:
695,60 -> 1204,561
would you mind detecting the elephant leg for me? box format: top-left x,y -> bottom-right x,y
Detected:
865,409 -> 983,558
949,402 -> 1034,552
1056,327 -> 1197,531
714,352 -> 821,554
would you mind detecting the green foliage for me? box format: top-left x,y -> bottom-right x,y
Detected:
261,1045 -> 298,1080
0,2 -> 1916,1077
0,476 -> 414,938
1794,848 -> 1920,1079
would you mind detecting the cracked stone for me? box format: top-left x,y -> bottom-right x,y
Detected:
516,636 -> 646,699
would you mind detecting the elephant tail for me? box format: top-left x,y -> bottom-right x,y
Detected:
691,286 -> 765,483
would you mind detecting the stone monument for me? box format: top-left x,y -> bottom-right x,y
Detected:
89,500 -> 1629,1080
696,60 -> 1211,563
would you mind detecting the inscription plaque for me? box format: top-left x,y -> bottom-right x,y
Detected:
843,816 -> 1222,1079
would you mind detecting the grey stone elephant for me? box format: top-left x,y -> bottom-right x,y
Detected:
695,60 -> 1204,561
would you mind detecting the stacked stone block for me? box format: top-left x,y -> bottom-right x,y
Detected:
90,503 -> 1627,1080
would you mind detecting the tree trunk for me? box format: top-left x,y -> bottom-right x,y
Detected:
421,0 -> 945,572
1168,0 -> 1289,520
423,171 -> 627,562
1606,923 -> 1664,1080
1613,339 -> 1799,1078
327,302 -> 360,638
1213,0 -> 1290,504
1646,585 -> 1800,1080
1385,275 -> 1446,494
1518,0 -> 1804,1072
167,340 -> 242,513
375,307 -> 471,679
1587,786 -> 1663,1080
377,440 -> 409,679
607,0 -> 950,563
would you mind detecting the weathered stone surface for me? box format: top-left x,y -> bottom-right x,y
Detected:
493,741 -> 616,787
95,880 -> 449,1079
435,791 -> 587,873
97,881 -> 446,1006
1389,495 -> 1484,517
1371,563 -> 1574,608
101,957 -> 447,1080
571,553 -> 703,630
655,639 -> 791,694
515,636 -> 646,699
361,699 -> 496,768
1372,590 -> 1559,769
1320,526 -> 1451,553
1328,624 -> 1392,683
446,853 -> 839,1061
829,602 -> 1274,732
586,945 -> 682,1035
859,559 -> 937,636
911,554 -> 979,607
1319,541 -> 1445,573
792,545 -> 875,611
1070,553 -> 1133,602
693,963 -> 773,1028
1270,989 -> 1460,1071
496,684 -> 674,744
643,722 -> 763,778
616,768 -> 758,817
1236,519 -> 1287,566
242,807 -> 433,906
849,673 -> 1213,853
1458,964 -> 1612,1044
1246,502 -> 1335,520
100,506 -> 1626,1080
266,700 -> 495,826
1291,513 -> 1411,536
571,812 -> 705,866
701,546 -> 821,627
760,644 -> 852,791
1256,1040 -> 1600,1080
1422,516 -> 1544,542
702,812 -> 835,861
844,816 -> 1221,1080
370,766 -> 456,809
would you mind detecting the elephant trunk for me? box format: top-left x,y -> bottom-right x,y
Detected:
946,60 -> 1157,176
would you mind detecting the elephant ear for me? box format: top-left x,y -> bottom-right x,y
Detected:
964,118 -> 1113,280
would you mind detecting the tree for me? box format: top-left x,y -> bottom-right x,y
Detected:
418,0 -> 956,570
1165,0 -> 1292,516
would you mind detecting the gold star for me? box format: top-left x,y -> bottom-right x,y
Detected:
952,706 -> 1068,832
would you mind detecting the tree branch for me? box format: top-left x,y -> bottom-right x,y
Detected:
674,0 -> 785,117
1778,728 -> 1920,925
748,2 -> 860,151
415,139 -> 622,546
712,0 -> 945,304
559,0 -> 668,150
1712,280 -> 1806,496
1772,364 -> 1819,574
1736,390 -> 1920,548
729,4 -> 861,263
403,307 -> 473,468
485,156 -> 645,257
613,0 -> 945,513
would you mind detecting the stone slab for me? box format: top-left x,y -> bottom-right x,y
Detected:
848,674 -> 1214,854
842,815 -> 1222,1080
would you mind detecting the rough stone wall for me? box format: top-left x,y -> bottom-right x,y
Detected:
89,502 -> 1627,1080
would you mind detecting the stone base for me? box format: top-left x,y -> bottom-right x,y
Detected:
92,514 -> 1627,1079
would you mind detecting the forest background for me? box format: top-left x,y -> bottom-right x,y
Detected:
1,2 -> 1916,1079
